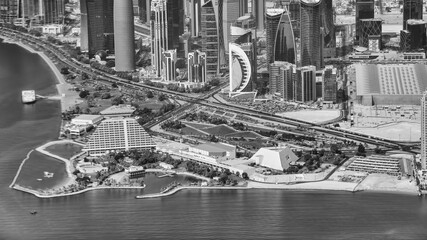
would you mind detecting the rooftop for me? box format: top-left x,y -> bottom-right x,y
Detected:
192,142 -> 236,153
73,114 -> 103,121
100,105 -> 136,115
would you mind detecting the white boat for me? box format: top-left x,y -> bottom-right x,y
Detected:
21,90 -> 36,104
43,171 -> 54,178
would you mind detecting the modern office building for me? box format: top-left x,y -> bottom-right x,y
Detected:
359,18 -> 382,49
406,19 -> 426,50
251,0 -> 265,31
322,0 -> 335,58
400,30 -> 411,52
114,0 -> 135,72
269,61 -> 295,101
83,118 -> 156,156
138,0 -> 151,23
229,42 -> 256,98
189,0 -> 201,37
421,91 -> 427,169
80,0 -> 114,55
323,65 -> 337,103
266,8 -> 285,68
355,0 -> 375,44
403,0 -> 423,29
335,23 -> 356,57
200,0 -> 225,76
274,10 -> 296,64
223,0 -> 242,52
166,0 -> 184,56
188,50 -> 207,84
300,0 -> 322,69
295,65 -> 316,102
42,0 -> 64,24
151,0 -> 167,77
163,49 -> 177,81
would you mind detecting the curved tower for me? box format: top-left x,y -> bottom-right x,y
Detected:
266,9 -> 285,67
274,10 -> 296,64
229,43 -> 252,93
114,0 -> 135,71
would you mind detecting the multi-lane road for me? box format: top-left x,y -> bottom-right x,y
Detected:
1,27 -> 419,151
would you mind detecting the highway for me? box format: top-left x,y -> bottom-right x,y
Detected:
0,27 -> 418,150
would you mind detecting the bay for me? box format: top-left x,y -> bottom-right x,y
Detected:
0,40 -> 427,240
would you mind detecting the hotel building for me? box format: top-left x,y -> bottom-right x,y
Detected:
83,118 -> 156,156
347,155 -> 402,175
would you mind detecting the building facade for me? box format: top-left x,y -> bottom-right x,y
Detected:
300,0 -> 322,69
80,0 -> 114,55
403,0 -> 423,29
323,65 -> 337,103
229,42 -> 254,94
406,19 -> 426,51
114,0 -> 135,71
355,0 -> 375,44
151,0 -> 167,77
187,50 -> 207,84
138,0 -> 151,23
42,0 -> 64,24
274,10 -> 296,64
295,65 -> 316,102
269,61 -> 295,101
266,9 -> 284,68
163,49 -> 176,81
359,18 -> 382,49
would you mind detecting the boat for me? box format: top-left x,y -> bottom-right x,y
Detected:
43,171 -> 54,178
30,210 -> 37,215
21,90 -> 36,104
37,178 -> 42,181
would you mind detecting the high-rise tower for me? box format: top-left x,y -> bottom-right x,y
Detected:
403,0 -> 423,29
300,0 -> 322,69
274,10 -> 296,64
114,0 -> 135,71
355,0 -> 375,44
151,0 -> 167,77
80,0 -> 114,55
266,9 -> 284,68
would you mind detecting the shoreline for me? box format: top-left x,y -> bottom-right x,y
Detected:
0,34 -> 81,112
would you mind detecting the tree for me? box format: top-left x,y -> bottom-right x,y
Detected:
81,72 -> 89,80
146,91 -> 154,98
60,67 -> 70,75
242,172 -> 249,179
176,58 -> 187,69
357,143 -> 366,154
111,96 -> 123,105
101,92 -> 111,99
79,90 -> 90,99
158,94 -> 166,101
106,60 -> 115,68
111,83 -> 118,88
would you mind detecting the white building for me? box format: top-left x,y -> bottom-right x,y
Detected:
163,49 -> 177,81
83,118 -> 156,156
42,24 -> 64,35
71,115 -> 104,125
188,142 -> 236,159
250,146 -> 299,171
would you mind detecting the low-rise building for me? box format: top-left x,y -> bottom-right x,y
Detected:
346,155 -> 402,175
99,105 -> 136,118
71,114 -> 104,125
42,24 -> 64,35
250,146 -> 298,171
188,142 -> 236,159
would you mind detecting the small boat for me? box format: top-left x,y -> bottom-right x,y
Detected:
22,90 -> 36,104
30,210 -> 37,215
43,172 -> 54,178
37,179 -> 42,181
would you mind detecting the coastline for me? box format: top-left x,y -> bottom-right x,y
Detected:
0,35 -> 81,112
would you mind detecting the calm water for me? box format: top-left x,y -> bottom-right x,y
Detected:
1,40 -> 427,240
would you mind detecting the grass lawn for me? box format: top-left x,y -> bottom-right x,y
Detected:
202,125 -> 237,136
180,127 -> 208,136
184,122 -> 215,130
44,143 -> 83,160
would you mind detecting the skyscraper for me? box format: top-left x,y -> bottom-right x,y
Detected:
295,65 -> 316,102
405,19 -> 427,51
323,65 -> 337,103
274,10 -> 296,64
355,0 -> 375,44
189,0 -> 201,37
266,9 -> 285,68
251,0 -> 265,31
80,0 -> 114,55
223,0 -> 242,52
200,0 -> 225,76
269,61 -> 295,100
188,50 -> 207,84
138,0 -> 151,23
42,0 -> 64,24
421,91 -> 427,169
0,0 -> 19,23
300,0 -> 322,69
403,0 -> 423,29
163,49 -> 177,81
151,0 -> 167,77
229,42 -> 255,95
321,0 -> 335,58
359,18 -> 382,49
166,0 -> 184,57
114,0 -> 135,71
